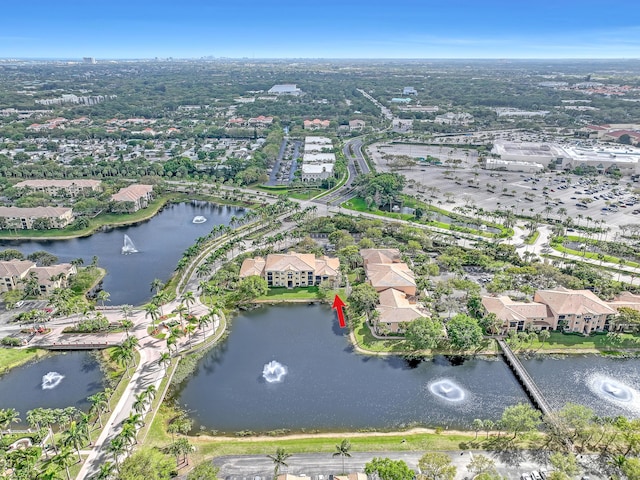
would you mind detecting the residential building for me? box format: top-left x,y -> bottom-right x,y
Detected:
534,287 -> 615,334
376,288 -> 424,334
303,119 -> 330,130
111,184 -> 153,212
0,260 -> 36,292
31,263 -> 76,295
247,115 -> 274,127
267,84 -> 302,96
14,179 -> 102,197
240,253 -> 340,288
0,206 -> 74,230
403,87 -> 417,95
481,295 -> 553,333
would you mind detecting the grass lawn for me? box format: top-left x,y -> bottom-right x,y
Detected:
525,331 -> 640,352
0,347 -> 49,374
524,230 -> 540,245
351,315 -> 407,354
257,286 -> 320,301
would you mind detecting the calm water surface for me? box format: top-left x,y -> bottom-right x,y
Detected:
0,351 -> 104,420
5,202 -> 244,305
176,304 -> 528,433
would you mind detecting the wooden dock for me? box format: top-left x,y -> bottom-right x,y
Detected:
497,339 -> 552,416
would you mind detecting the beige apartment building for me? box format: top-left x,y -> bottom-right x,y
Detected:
111,184 -> 153,212
14,179 -> 102,197
0,206 -> 74,230
0,260 -> 36,293
240,253 -> 340,288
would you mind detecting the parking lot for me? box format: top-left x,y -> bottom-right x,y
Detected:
368,141 -> 640,235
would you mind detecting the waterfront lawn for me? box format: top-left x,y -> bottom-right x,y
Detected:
0,347 -> 48,373
528,331 -> 640,352
256,286 -> 320,301
352,315 -> 407,354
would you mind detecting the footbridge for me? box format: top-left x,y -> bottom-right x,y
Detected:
497,339 -> 552,416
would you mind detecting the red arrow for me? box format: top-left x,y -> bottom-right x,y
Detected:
332,294 -> 346,328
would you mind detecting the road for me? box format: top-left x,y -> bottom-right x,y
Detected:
214,451 -> 607,480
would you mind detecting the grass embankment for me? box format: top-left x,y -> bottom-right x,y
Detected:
520,331 -> 640,354
0,347 -> 49,374
256,286 -> 320,301
551,235 -> 640,268
342,197 -> 511,239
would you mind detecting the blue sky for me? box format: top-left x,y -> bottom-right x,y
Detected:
2,0 -> 639,59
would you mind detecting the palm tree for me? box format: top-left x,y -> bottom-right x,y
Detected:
46,447 -> 75,480
108,436 -> 126,472
96,290 -> 110,308
144,302 -> 161,331
111,344 -> 135,378
182,291 -> 196,314
132,392 -> 147,414
61,420 -> 89,462
333,439 -> 352,473
158,351 -> 171,371
120,319 -> 134,338
150,278 -> 165,295
95,461 -> 116,480
173,303 -> 188,324
197,313 -> 211,338
267,448 -> 291,477
0,408 -> 20,438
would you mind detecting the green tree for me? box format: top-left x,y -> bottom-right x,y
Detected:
364,457 -> 414,480
466,454 -> 497,475
348,282 -> 379,316
232,276 -> 268,305
446,314 -> 483,351
118,448 -> 175,480
500,403 -> 542,439
266,447 -> 291,477
622,457 -> 640,480
187,461 -> 220,480
417,452 -> 456,480
404,317 -> 444,352
61,420 -> 89,462
549,452 -> 580,477
333,439 -> 352,474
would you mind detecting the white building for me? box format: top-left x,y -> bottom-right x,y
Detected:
267,84 -> 302,96
303,152 -> 336,164
301,163 -> 334,182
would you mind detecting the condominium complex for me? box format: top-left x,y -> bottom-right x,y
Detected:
240,252 -> 341,288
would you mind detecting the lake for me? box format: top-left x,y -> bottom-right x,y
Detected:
5,202 -> 245,305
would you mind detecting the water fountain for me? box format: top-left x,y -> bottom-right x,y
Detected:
192,216 -> 207,224
262,360 -> 288,383
42,371 -> 65,390
121,234 -> 138,254
428,379 -> 466,402
588,374 -> 638,408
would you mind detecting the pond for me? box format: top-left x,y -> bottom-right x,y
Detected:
520,354 -> 640,419
0,351 -> 104,422
6,202 -> 245,305
176,304 -> 528,433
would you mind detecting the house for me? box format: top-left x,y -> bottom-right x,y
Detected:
248,115 -> 274,127
0,260 -> 36,292
14,179 -> 102,198
482,295 -> 553,333
403,87 -> 417,95
534,287 -> 616,334
0,206 -> 74,230
240,253 -> 340,288
376,288 -> 425,334
31,263 -> 76,295
365,262 -> 416,296
349,119 -> 366,131
111,184 -> 153,212
303,119 -> 330,130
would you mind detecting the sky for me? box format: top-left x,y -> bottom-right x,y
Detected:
2,0 -> 640,59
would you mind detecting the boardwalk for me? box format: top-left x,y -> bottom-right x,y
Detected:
497,339 -> 552,416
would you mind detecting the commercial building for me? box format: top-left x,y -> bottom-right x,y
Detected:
303,119 -> 330,130
14,179 -> 102,197
267,84 -> 302,96
0,206 -> 74,230
301,137 -> 336,182
240,253 -> 341,288
300,163 -> 334,182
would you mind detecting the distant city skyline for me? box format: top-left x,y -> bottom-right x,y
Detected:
2,0 -> 640,59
